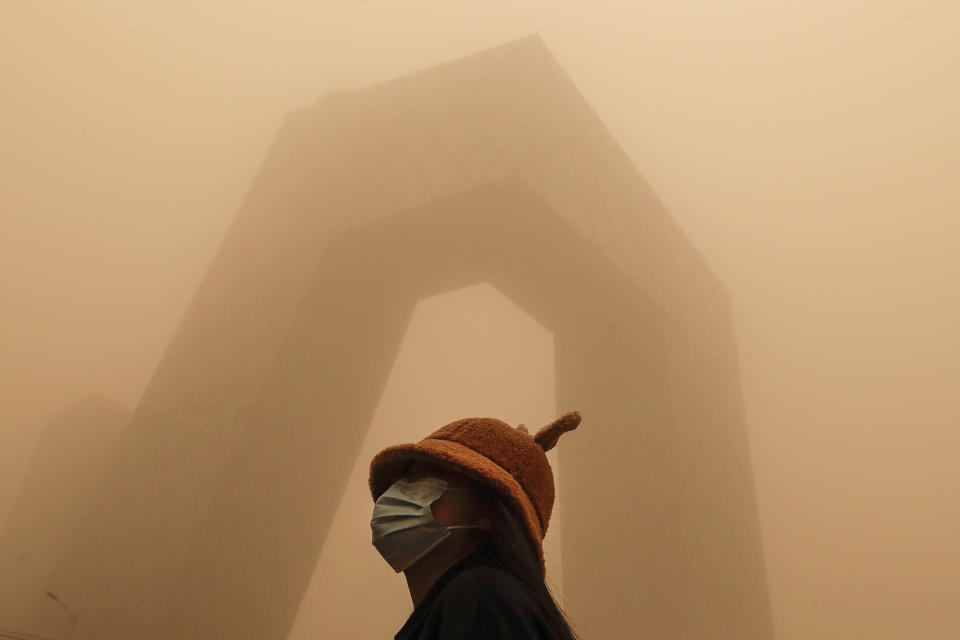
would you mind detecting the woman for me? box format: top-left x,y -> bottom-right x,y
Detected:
368,411 -> 582,640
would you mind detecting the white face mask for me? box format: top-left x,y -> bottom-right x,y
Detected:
370,476 -> 490,573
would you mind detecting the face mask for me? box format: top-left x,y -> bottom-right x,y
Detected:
371,476 -> 490,573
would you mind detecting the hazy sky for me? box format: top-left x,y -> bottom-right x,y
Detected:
2,2 -> 958,638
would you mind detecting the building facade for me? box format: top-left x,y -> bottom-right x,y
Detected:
32,35 -> 774,639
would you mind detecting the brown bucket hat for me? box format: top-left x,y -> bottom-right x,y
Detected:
368,410 -> 581,577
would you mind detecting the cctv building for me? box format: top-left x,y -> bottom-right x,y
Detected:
27,35 -> 774,639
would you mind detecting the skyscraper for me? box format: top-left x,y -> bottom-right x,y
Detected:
33,35 -> 773,639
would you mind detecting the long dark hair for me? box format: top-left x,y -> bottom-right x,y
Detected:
474,490 -> 580,640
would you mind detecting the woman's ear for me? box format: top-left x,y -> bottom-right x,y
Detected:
478,500 -> 493,530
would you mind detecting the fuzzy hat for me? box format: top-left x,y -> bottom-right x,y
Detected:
368,410 -> 582,577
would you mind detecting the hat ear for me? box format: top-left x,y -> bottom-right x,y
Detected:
533,411 -> 581,452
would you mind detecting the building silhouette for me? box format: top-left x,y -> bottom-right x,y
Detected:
0,393 -> 128,638
31,35 -> 774,639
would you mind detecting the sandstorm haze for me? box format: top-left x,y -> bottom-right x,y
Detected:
2,2 -> 958,639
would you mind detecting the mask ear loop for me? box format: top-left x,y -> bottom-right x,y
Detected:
446,522 -> 492,533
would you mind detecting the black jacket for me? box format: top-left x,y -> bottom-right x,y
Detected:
394,551 -> 558,640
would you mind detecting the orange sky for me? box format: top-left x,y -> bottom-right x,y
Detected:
2,2 -> 958,638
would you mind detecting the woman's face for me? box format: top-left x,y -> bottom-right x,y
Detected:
401,460 -> 490,527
